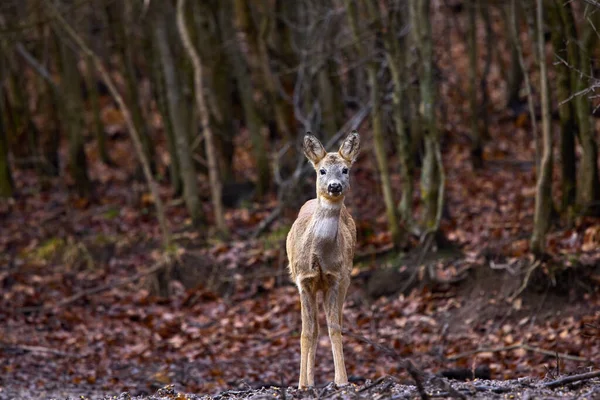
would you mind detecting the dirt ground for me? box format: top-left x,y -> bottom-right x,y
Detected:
2,375 -> 600,399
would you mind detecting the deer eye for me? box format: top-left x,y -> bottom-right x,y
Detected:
342,168 -> 349,174
320,169 -> 326,175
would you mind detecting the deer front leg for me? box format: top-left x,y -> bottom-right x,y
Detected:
298,281 -> 318,388
324,280 -> 349,386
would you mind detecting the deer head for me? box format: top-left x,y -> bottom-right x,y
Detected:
303,131 -> 360,202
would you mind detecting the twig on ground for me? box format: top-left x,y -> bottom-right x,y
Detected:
19,258 -> 169,313
473,385 -> 511,393
542,370 -> 600,388
430,376 -> 467,400
447,343 -> 589,362
357,376 -> 388,393
508,259 -> 541,302
0,343 -> 78,358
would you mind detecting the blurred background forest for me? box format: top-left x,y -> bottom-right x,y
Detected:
1,0 -> 600,398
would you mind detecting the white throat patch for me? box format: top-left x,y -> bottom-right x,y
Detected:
319,198 -> 342,211
313,215 -> 339,239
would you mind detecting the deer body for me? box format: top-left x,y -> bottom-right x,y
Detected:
286,132 -> 360,388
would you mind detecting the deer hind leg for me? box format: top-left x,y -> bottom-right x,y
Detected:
298,279 -> 318,388
324,279 -> 349,386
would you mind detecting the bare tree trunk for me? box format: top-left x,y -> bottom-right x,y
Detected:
575,7 -> 600,215
318,2 -> 343,139
507,0 -> 538,169
549,0 -> 577,218
0,66 -> 12,198
192,1 -> 235,184
177,0 -> 228,237
412,0 -> 445,234
221,0 -> 270,196
149,36 -> 181,195
106,1 -> 155,175
531,0 -> 553,255
467,0 -> 482,168
505,34 -> 524,109
318,60 -> 342,139
255,1 -> 293,141
48,1 -> 171,248
523,0 -> 541,169
58,36 -> 91,197
377,0 -> 414,231
345,0 -> 403,248
84,54 -> 111,166
479,0 -> 492,141
153,3 -> 202,226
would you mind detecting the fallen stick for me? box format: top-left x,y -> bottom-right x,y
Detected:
20,259 -> 168,313
0,343 -> 78,358
447,343 -> 589,362
542,370 -> 600,389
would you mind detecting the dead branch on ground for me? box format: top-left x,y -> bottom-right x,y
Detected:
508,259 -> 541,302
542,370 -> 600,388
0,343 -> 78,358
447,343 -> 590,362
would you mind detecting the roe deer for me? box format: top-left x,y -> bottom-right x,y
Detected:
286,131 -> 360,388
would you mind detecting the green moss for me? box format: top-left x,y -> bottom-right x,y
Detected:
29,237 -> 65,263
103,208 -> 120,220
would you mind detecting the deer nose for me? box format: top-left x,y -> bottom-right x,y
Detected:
328,182 -> 342,194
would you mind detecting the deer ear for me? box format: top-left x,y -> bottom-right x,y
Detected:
339,131 -> 360,164
303,133 -> 327,166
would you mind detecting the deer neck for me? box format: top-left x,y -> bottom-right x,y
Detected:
311,196 -> 343,244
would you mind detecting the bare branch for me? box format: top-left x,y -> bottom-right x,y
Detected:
15,43 -> 58,91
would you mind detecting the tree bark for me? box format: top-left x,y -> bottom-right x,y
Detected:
479,0 -> 492,141
507,0 -> 538,171
467,0 -> 482,168
153,3 -> 202,226
549,0 -> 577,217
0,68 -> 12,198
177,0 -> 228,237
530,0 -> 553,255
377,0 -> 414,232
192,1 -> 235,184
84,54 -> 111,166
105,1 -> 155,175
58,36 -> 91,197
221,0 -> 270,196
412,0 -> 445,233
149,36 -> 182,195
345,0 -> 403,248
574,7 -> 600,214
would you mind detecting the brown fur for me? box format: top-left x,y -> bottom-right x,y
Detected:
286,132 -> 360,388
